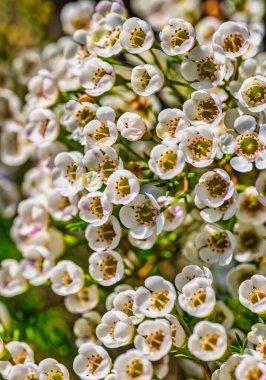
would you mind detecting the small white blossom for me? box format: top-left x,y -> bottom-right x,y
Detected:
104,169 -> 140,205
227,263 -> 257,297
50,260 -> 84,296
47,189 -> 78,221
39,358 -> 69,380
114,349 -> 153,380
26,70 -> 58,108
149,144 -> 185,179
160,18 -> 195,56
64,285 -> 99,314
248,323 -> 266,361
74,311 -> 101,347
21,246 -> 54,286
239,274 -> 266,314
156,108 -> 190,144
9,363 -> 40,380
237,187 -> 266,225
26,108 -> 59,145
85,216 -> 122,251
60,0 -> 94,35
117,112 -> 147,141
131,64 -> 164,96
234,223 -> 266,262
175,264 -> 213,292
157,196 -> 186,232
89,250 -> 124,286
120,17 -> 154,54
112,289 -> 144,325
78,191 -> 112,226
199,191 -> 238,223
238,75 -> 266,112
235,355 -> 266,380
0,260 -> 27,297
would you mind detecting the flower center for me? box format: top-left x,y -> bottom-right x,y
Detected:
115,176 -> 131,197
236,133 -> 262,160
223,33 -> 244,53
25,373 -> 39,380
130,27 -> 146,48
196,57 -> 219,80
123,298 -> 134,317
87,196 -> 103,218
91,123 -> 110,142
87,354 -> 103,375
189,136 -> 212,160
246,368 -> 262,380
72,17 -> 90,30
98,157 -> 118,182
139,70 -> 151,89
248,288 -> 266,304
157,117 -> 181,139
239,230 -> 261,252
92,68 -> 107,87
159,149 -> 178,172
7,132 -> 19,155
244,82 -> 266,106
98,221 -> 116,243
171,27 -> 189,47
61,271 -> 72,286
77,288 -> 89,303
241,195 -> 265,214
147,329 -> 166,352
76,106 -> 96,127
38,119 -> 49,137
105,27 -> 121,47
33,256 -> 44,273
197,99 -> 219,122
100,254 -> 118,280
257,339 -> 266,360
200,333 -> 220,352
134,200 -> 158,225
207,231 -> 230,253
14,351 -> 27,364
150,290 -> 170,311
65,162 -> 79,184
126,359 -> 144,379
57,196 -> 70,210
206,174 -> 229,198
189,288 -> 207,308
44,371 -> 64,380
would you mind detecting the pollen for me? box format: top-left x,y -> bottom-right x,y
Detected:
206,173 -> 229,198
126,359 -> 144,378
87,354 -> 103,374
92,68 -> 107,87
200,333 -> 220,352
158,149 -> 178,172
130,27 -> 146,48
223,33 -> 244,53
76,106 -> 96,127
248,288 -> 266,304
189,288 -> 207,308
236,133 -> 262,161
197,99 -> 219,123
115,176 -> 131,197
150,290 -> 170,311
100,254 -> 118,280
146,329 -> 166,352
171,27 -> 189,47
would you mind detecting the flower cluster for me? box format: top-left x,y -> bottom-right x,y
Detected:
1,0 -> 266,379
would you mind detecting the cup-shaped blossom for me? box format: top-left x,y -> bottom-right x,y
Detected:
85,216 -> 122,251
195,169 -> 235,208
235,355 -> 266,380
183,91 -> 222,127
21,246 -> 54,286
60,0 -> 94,35
114,349 -> 153,380
17,198 -> 49,237
213,21 -> 250,58
165,314 -> 186,347
0,260 -> 27,297
117,112 -> 147,141
233,223 -> 266,263
26,108 -> 59,146
157,196 -> 186,232
160,18 -> 195,56
80,58 -> 115,97
156,108 -> 190,144
195,16 -> 222,45
50,260 -> 84,296
119,17 -> 154,54
199,191 -> 237,223
64,31 -> 92,76
9,363 -> 40,380
238,75 -> 266,112
96,310 -> 134,348
248,323 -> 266,361
134,319 -> 172,361
188,321 -> 227,361
236,187 -> 266,225
39,358 -> 69,380
131,64 -> 164,96
89,250 -> 124,286
119,194 -> 164,240
47,189 -> 78,221
195,224 -> 235,265
180,125 -> 218,168
78,191 -> 112,226
134,276 -> 176,318
227,263 -> 257,298
73,343 -> 112,380
104,169 -> 140,205
178,277 -> 216,317
27,70 -> 58,108
256,171 -> 266,206
181,45 -> 226,89
64,285 -> 99,314
74,311 -> 101,347
149,144 -> 185,180
175,264 -> 213,292
239,274 -> 266,315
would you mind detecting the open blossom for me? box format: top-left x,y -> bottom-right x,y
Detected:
114,349 -> 153,380
149,144 -> 185,179
236,187 -> 266,225
235,355 -> 266,380
73,343 -> 112,380
117,112 -> 147,141
47,189 -> 78,221
9,363 -> 40,380
64,30 -> 92,76
175,264 -> 213,292
119,194 -> 164,240
16,197 -> 49,237
131,64 -> 164,96
104,169 -> 140,205
89,250 -> 124,286
188,321 -> 227,361
134,319 -> 172,361
79,58 -> 115,97
157,196 -> 186,231
78,191 -> 112,225
248,323 -> 266,361
0,260 -> 27,297
21,246 -> 54,286
212,354 -> 242,379
85,216 -> 122,251
120,17 -> 154,54
213,21 -> 250,58
112,289 -> 144,324
50,260 -> 84,296
96,310 -> 134,348
64,285 -> 99,314
160,18 -> 195,56
183,91 -> 222,127
39,358 -> 69,380
135,276 -> 176,318
238,75 -> 266,112
26,108 -> 59,145
239,274 -> 266,314
233,223 -> 266,262
60,0 -> 95,34
74,311 -> 101,347
181,45 -> 226,89
156,108 -> 189,144
26,70 -> 58,108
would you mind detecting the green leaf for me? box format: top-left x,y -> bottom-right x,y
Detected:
235,332 -> 243,348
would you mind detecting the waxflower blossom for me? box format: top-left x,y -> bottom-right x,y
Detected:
157,196 -> 186,232
0,260 -> 27,297
239,274 -> 266,314
131,64 -> 164,96
47,189 -> 78,221
60,0 -> 95,35
237,187 -> 266,225
119,17 -> 154,54
104,169 -> 140,205
64,30 -> 92,76
9,363 -> 40,380
64,285 -> 99,314
235,355 -> 266,380
156,108 -> 190,144
74,311 -> 101,347
26,108 -> 59,145
26,70 -> 58,108
160,18 -> 195,56
78,192 -> 112,225
149,144 -> 185,179
39,358 -> 69,380
238,75 -> 266,112
117,112 -> 147,141
248,323 -> 266,361
21,246 -> 54,286
50,260 -> 84,296
233,223 -> 266,262
199,191 -> 238,223
114,350 -> 153,380
85,216 -> 122,251
175,264 -> 213,292
112,289 -> 144,324
89,250 -> 124,286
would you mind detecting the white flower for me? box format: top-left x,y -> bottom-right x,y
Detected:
131,64 -> 164,96
237,187 -> 266,225
47,189 -> 78,221
80,58 -> 115,97
239,274 -> 266,314
227,263 -> 258,298
183,91 -> 222,127
78,192 -> 112,226
0,88 -> 21,122
180,125 -> 218,168
22,167 -> 53,198
188,321 -> 227,361
134,319 -> 172,361
85,216 -> 122,251
6,341 -> 34,365
9,363 -> 40,380
117,112 -> 147,141
89,250 -> 124,286
104,169 -> 140,205
195,224 -> 235,265
160,18 -> 195,56
0,179 -> 19,218
134,276 -> 176,318
83,106 -> 117,148
84,146 -> 123,184
0,260 -> 27,297
195,17 -> 222,45
195,169 -> 235,208
213,21 -> 250,58
235,355 -> 266,380
165,314 -> 186,347
199,191 -> 238,223
112,289 -> 144,325
179,277 -> 216,317
39,358 -> 69,380
155,108 -> 190,144
248,323 -> 266,361
149,144 -> 185,180
96,310 -> 134,348
119,17 -> 154,54
157,196 -> 186,231
234,223 -> 266,262
16,198 -> 49,237
105,284 -> 133,310
119,194 -> 164,240
50,260 -> 84,296
64,285 -> 99,314
64,31 -> 92,76
60,0 -> 94,34
114,349 -> 153,380
256,171 -> 266,206
73,343 -> 111,380
128,231 -> 157,250
74,311 -> 101,347
26,70 -> 58,108
238,75 -> 266,112
26,108 -> 59,145
21,246 -> 54,286
181,45 -> 226,89
175,264 -> 213,292
53,151 -> 86,197
212,354 -> 242,380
